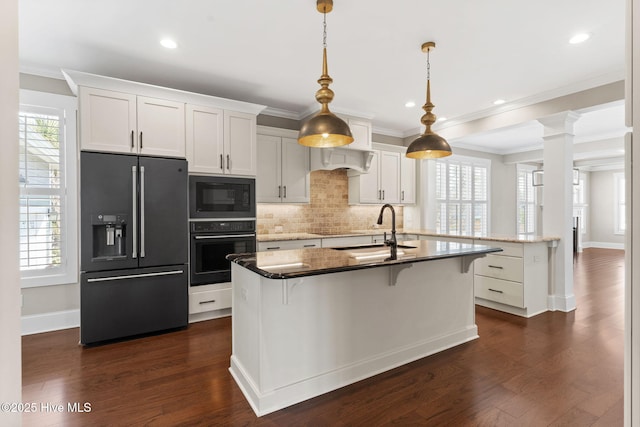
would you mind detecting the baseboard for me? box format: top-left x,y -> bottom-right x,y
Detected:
230,326 -> 479,417
582,241 -> 625,250
22,309 -> 79,336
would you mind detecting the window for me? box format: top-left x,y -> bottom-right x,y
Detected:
19,90 -> 77,287
614,172 -> 625,235
435,156 -> 490,236
573,171 -> 587,235
516,165 -> 536,236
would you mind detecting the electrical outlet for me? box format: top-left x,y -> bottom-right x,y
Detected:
275,225 -> 283,233
241,288 -> 249,301
533,255 -> 541,263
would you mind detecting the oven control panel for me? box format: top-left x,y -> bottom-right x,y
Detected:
191,220 -> 256,233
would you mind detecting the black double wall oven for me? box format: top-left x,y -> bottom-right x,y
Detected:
189,175 -> 256,287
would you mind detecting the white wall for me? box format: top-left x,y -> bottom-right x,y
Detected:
0,0 -> 22,424
588,169 -> 626,248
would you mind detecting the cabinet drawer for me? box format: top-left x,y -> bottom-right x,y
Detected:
475,255 -> 523,282
258,239 -> 321,251
189,288 -> 232,314
476,241 -> 523,257
475,275 -> 524,308
322,236 -> 372,248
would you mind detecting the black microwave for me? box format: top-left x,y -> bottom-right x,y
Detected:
189,175 -> 256,219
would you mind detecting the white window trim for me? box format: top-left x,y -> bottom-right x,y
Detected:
19,90 -> 78,288
516,164 -> 537,236
435,154 -> 491,237
614,171 -> 625,235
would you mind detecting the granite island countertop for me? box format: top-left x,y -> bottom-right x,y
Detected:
256,229 -> 560,244
228,239 -> 502,279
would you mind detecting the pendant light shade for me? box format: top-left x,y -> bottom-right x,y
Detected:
298,0 -> 353,148
406,42 -> 452,159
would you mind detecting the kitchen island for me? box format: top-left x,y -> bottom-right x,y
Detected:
227,239 -> 500,416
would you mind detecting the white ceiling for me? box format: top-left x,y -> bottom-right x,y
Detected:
18,0 -> 628,158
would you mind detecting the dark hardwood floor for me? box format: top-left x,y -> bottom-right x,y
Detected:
21,248 -> 625,426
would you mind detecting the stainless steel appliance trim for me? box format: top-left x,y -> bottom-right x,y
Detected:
140,165 -> 146,258
189,217 -> 257,222
193,234 -> 256,240
132,165 -> 138,259
86,269 -> 184,283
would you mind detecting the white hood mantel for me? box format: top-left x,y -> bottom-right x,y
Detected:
309,147 -> 375,173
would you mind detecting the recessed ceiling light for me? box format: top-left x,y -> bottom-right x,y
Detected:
569,33 -> 590,44
160,38 -> 177,49
493,99 -> 506,105
405,101 -> 416,108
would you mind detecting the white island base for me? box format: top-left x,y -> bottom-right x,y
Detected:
229,255 -> 480,416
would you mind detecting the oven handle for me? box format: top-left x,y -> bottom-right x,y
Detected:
193,234 -> 256,240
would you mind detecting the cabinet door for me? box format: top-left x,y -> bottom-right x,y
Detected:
379,151 -> 400,203
281,137 -> 310,203
225,111 -> 257,176
256,134 -> 282,203
79,87 -> 137,154
137,96 -> 186,158
358,150 -> 381,203
186,104 -> 224,174
401,155 -> 416,204
347,118 -> 372,151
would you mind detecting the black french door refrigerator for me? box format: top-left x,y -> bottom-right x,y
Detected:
80,152 -> 188,344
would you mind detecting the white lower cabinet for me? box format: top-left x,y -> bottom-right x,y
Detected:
189,283 -> 232,322
473,240 -> 548,317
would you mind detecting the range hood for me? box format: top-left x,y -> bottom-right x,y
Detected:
310,147 -> 375,173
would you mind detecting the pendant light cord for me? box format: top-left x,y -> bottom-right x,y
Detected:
323,11 -> 327,48
427,48 -> 431,81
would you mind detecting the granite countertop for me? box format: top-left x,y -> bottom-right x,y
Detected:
228,239 -> 502,279
256,229 -> 560,244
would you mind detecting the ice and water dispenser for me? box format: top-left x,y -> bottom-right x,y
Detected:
92,214 -> 127,260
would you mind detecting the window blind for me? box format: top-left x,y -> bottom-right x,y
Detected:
18,107 -> 65,272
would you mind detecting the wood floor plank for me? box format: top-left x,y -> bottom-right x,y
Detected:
21,248 -> 625,426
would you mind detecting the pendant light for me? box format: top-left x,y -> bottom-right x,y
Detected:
406,42 -> 452,159
298,0 -> 353,148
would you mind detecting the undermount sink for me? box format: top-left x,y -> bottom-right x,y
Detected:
332,244 -> 417,251
332,244 -> 417,260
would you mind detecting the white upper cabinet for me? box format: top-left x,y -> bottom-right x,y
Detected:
137,96 -> 185,158
281,137 -> 311,203
186,106 -> 258,176
346,118 -> 372,151
66,70 -> 265,164
79,87 -> 137,154
348,149 -> 400,204
79,87 -> 186,158
400,155 -> 416,204
257,127 -> 310,204
185,104 -> 224,174
224,111 -> 257,176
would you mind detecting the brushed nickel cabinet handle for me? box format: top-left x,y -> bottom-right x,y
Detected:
131,130 -> 134,149
488,288 -> 504,294
488,265 -> 504,269
220,154 -> 224,170
199,299 -> 217,305
140,131 -> 143,149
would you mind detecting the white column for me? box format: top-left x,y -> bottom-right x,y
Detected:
539,111 -> 580,312
0,0 -> 22,424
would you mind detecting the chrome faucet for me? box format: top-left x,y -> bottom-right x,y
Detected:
377,204 -> 397,260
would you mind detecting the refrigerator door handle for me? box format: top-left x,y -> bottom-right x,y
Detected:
132,166 -> 138,259
86,269 -> 184,283
140,166 -> 146,258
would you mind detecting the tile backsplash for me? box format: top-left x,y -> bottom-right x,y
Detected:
257,169 -> 403,234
